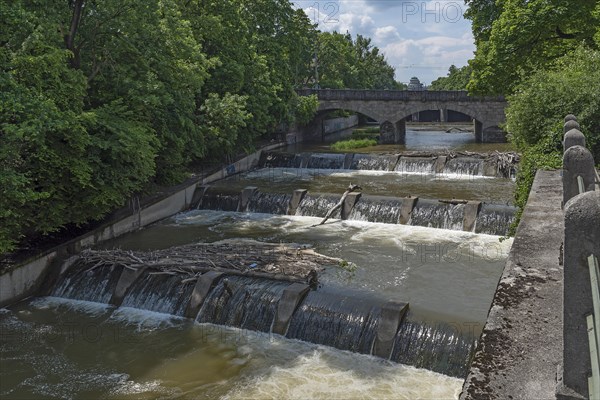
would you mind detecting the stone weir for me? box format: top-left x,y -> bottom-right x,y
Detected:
46,241 -> 477,379
194,186 -> 517,236
260,150 -> 520,178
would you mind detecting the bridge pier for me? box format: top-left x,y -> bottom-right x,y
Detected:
379,119 -> 406,144
440,108 -> 448,123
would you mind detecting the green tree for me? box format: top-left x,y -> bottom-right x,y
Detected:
466,0 -> 599,95
0,0 -> 208,251
293,94 -> 319,125
505,46 -> 600,234
200,93 -> 252,156
429,65 -> 472,90
316,31 -> 397,90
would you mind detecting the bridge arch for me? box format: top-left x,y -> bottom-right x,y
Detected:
316,105 -> 386,123
391,104 -> 481,125
300,89 -> 507,144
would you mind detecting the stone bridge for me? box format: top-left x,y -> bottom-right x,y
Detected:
296,89 -> 507,143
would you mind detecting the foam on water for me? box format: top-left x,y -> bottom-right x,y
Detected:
109,307 -> 187,331
224,349 -> 462,400
29,296 -> 112,316
1,297 -> 464,400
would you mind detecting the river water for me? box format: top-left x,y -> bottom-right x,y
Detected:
0,127 -> 515,399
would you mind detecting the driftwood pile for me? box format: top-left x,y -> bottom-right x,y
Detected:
76,239 -> 344,286
398,150 -> 520,178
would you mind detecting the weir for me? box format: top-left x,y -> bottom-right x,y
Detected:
47,248 -> 477,378
260,150 -> 519,178
196,187 -> 516,236
0,137 -> 520,397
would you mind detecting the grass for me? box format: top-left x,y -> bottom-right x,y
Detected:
351,127 -> 380,140
330,138 -> 378,151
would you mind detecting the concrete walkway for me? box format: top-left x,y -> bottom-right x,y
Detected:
461,170 -> 563,399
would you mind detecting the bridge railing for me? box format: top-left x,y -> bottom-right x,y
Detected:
295,88 -> 505,102
560,114 -> 600,399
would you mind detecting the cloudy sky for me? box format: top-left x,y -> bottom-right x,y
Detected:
292,0 -> 475,85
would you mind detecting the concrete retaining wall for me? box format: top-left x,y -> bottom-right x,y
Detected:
286,115 -> 359,144
0,142 -> 285,308
323,115 -> 359,135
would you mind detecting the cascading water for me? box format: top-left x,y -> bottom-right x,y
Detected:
294,194 -> 341,218
196,276 -> 291,332
395,157 -> 436,174
120,272 -> 196,316
47,252 -> 479,379
52,261 -> 122,303
285,290 -> 381,355
197,191 -> 239,211
347,197 -> 403,224
247,192 -> 292,215
391,313 -> 476,378
409,199 -> 465,230
443,157 -> 484,176
194,186 -> 516,235
351,154 -> 397,171
305,153 -> 346,169
260,151 -> 302,169
476,203 -> 516,236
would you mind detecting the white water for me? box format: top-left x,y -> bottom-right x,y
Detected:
1,297 -> 463,399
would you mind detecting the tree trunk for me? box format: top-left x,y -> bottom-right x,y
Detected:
318,184 -> 361,225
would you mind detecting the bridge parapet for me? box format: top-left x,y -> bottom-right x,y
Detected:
559,115 -> 600,400
296,88 -> 505,103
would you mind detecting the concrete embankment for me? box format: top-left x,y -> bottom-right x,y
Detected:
0,142 -> 285,308
461,170 -> 563,399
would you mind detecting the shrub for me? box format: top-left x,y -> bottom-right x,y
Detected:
330,138 -> 377,151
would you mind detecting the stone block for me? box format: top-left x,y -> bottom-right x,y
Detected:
237,186 -> 258,212
373,301 -> 409,359
341,192 -> 362,219
398,197 -> 418,224
463,201 -> 482,232
287,189 -> 308,215
109,267 -> 146,307
272,283 -> 310,335
562,146 -> 596,204
184,271 -> 224,319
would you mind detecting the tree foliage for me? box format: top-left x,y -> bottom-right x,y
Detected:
429,65 -> 472,90
1,0 -> 400,254
506,46 -> 600,162
466,0 -> 599,95
315,32 -> 399,90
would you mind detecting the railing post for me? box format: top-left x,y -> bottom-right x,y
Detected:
562,191 -> 600,398
562,145 -> 595,204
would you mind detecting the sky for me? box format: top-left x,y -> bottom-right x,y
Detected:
292,0 -> 475,85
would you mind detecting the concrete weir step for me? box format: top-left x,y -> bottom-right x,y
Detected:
184,271 -> 224,319
398,197 -> 418,225
463,201 -> 482,232
272,283 -> 311,335
109,266 -> 146,306
341,192 -> 362,219
373,301 -> 409,359
287,189 -> 308,215
237,186 -> 258,212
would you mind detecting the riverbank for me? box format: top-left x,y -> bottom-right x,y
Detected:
460,170 -> 563,399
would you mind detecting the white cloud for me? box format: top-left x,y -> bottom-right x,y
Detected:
374,26 -> 401,44
295,0 -> 475,85
382,34 -> 474,84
